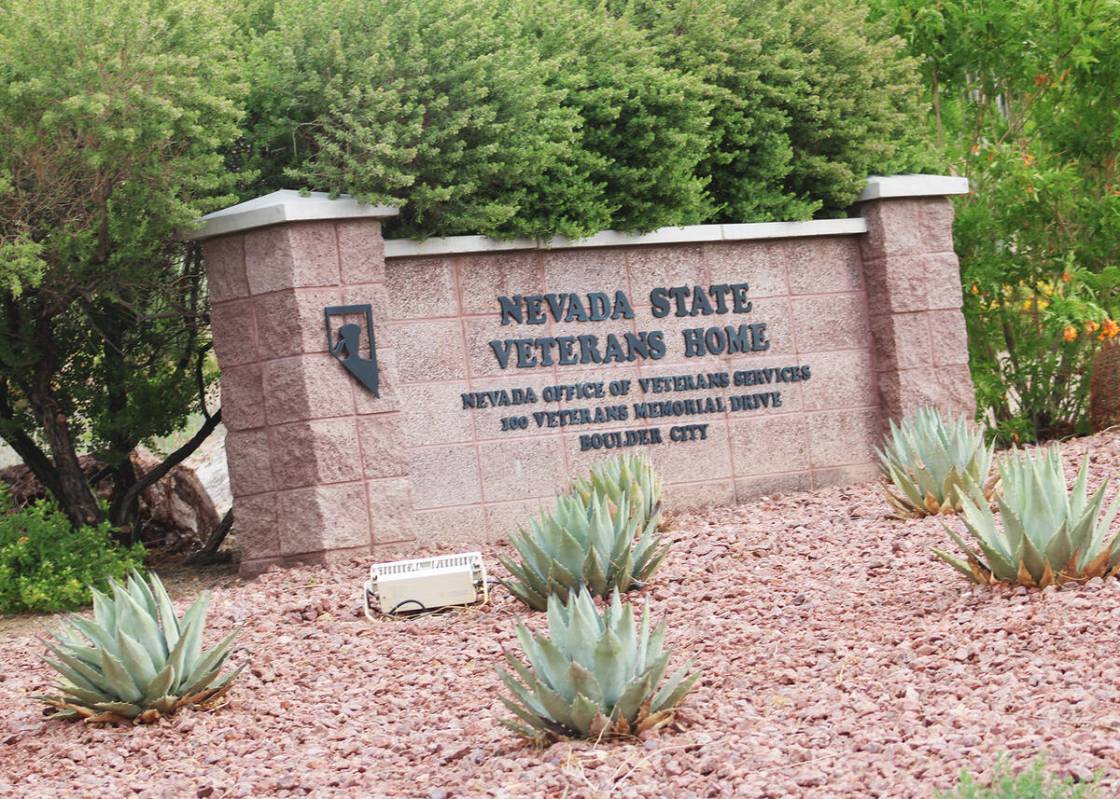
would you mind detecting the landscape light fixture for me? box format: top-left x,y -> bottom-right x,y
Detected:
364,552 -> 488,619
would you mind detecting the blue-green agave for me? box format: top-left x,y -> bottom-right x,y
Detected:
498,588 -> 699,742
572,454 -> 663,529
498,491 -> 668,611
878,406 -> 998,518
36,570 -> 242,723
935,446 -> 1120,587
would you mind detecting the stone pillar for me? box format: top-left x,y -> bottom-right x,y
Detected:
856,176 -> 976,427
192,191 -> 415,576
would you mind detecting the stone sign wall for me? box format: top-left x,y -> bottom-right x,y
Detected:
195,175 -> 974,575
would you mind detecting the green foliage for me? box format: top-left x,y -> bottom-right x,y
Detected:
878,406 -> 997,518
0,491 -> 145,614
934,445 -> 1120,587
597,0 -> 929,221
0,0 -> 245,528
940,757 -> 1097,799
499,491 -> 669,612
244,0 -> 583,239
571,454 -> 663,530
245,0 -> 714,238
37,570 -> 242,723
868,0 -> 1120,443
498,587 -> 699,742
243,0 -> 926,237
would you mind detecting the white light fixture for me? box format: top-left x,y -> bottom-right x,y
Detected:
364,551 -> 488,618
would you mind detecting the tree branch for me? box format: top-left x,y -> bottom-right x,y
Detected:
116,407 -> 222,520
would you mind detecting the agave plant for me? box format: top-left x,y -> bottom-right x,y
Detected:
499,491 -> 668,611
572,454 -> 662,528
36,570 -> 242,724
498,588 -> 699,742
934,446 -> 1120,587
878,406 -> 998,518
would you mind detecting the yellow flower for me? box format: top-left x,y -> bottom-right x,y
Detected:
1063,326 -> 1078,342
17,536 -> 29,545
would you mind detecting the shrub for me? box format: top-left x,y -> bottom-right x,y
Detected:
243,0 -> 929,239
499,491 -> 668,612
498,587 -> 698,742
878,406 -> 997,518
869,0 -> 1120,443
940,757 -> 1097,799
600,0 -> 929,222
498,0 -> 714,235
934,446 -> 1120,587
37,570 -> 241,723
0,491 -> 145,614
244,0 -> 713,239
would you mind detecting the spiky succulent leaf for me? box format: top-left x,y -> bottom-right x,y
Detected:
498,588 -> 698,742
878,406 -> 997,518
38,570 -> 242,724
500,488 -> 669,611
937,446 -> 1120,587
572,454 -> 663,530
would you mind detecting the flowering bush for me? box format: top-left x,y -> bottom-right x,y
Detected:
871,0 -> 1120,444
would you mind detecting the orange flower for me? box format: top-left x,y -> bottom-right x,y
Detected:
1061,271 -> 1072,283
970,284 -> 980,295
1063,326 -> 1078,342
1103,319 -> 1120,339
1085,320 -> 1101,334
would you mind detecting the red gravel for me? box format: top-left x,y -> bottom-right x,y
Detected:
2,432 -> 1120,798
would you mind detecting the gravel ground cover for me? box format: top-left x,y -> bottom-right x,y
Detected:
2,432 -> 1119,798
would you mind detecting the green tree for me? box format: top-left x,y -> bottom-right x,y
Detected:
870,0 -> 1120,442
243,0 -> 715,238
243,0 -> 585,239
601,0 -> 928,221
0,0 -> 244,529
499,0 -> 714,234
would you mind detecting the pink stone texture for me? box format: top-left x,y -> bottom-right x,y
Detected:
202,219 -> 414,575
857,197 -> 975,426
204,192 -> 973,569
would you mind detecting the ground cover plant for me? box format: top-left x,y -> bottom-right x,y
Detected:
941,757 -> 1098,799
37,571 -> 241,724
0,490 -> 144,614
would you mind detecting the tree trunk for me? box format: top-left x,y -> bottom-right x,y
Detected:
33,394 -> 103,527
26,317 -> 103,527
186,509 -> 234,565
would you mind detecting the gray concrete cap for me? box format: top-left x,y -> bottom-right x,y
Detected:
857,174 -> 970,202
189,190 -> 399,240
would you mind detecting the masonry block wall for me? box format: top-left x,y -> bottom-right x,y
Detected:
857,197 -> 976,424
196,177 -> 974,574
201,211 -> 416,576
383,237 -> 883,546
